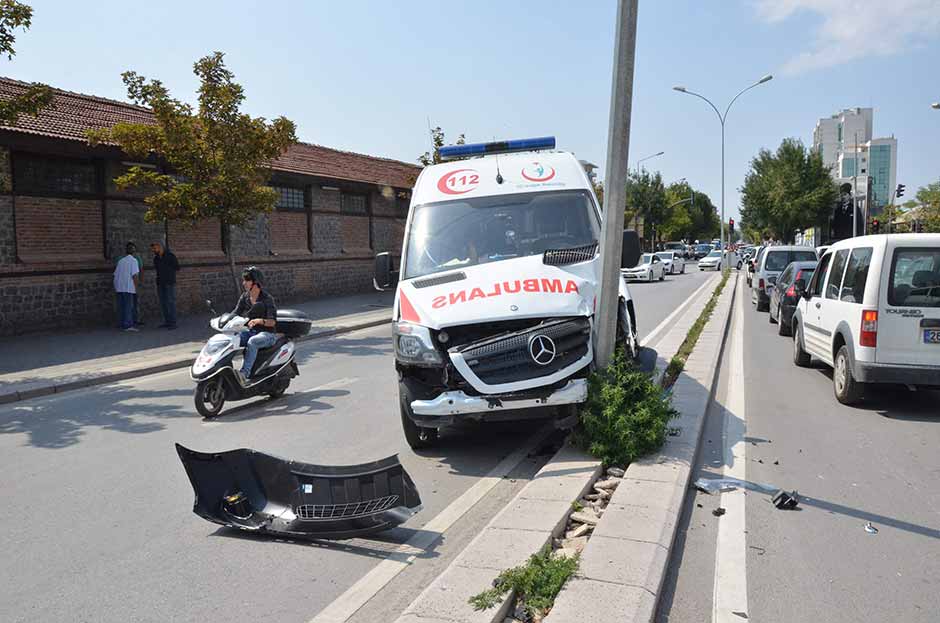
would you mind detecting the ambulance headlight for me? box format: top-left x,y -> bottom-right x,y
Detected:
393,322 -> 443,365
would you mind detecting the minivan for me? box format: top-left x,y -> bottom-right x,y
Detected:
791,234 -> 940,404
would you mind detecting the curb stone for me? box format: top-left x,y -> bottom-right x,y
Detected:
544,272 -> 738,622
0,317 -> 389,405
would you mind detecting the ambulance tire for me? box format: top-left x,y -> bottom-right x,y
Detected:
399,381 -> 438,450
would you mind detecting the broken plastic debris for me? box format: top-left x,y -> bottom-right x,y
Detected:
772,489 -> 800,510
694,478 -> 738,494
694,477 -> 777,495
864,522 -> 879,534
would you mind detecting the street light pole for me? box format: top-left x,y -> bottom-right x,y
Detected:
595,0 -> 639,370
673,75 -> 772,269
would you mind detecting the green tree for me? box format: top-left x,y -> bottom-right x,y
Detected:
0,1 -> 53,125
624,170 -> 666,249
740,138 -> 837,243
418,126 -> 465,166
87,52 -> 297,294
915,181 -> 940,232
687,187 -> 719,241
659,181 -> 694,242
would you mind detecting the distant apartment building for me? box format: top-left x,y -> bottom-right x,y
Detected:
812,107 -> 897,215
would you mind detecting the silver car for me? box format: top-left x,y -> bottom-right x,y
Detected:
751,246 -> 819,311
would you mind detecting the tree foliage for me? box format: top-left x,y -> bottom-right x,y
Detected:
740,138 -> 837,243
418,126 -> 465,166
623,172 -> 718,244
87,52 -> 297,293
0,0 -> 53,126
915,181 -> 940,232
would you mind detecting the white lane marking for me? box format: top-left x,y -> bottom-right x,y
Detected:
308,423 -> 555,623
300,377 -> 359,393
713,275 -> 748,622
640,272 -> 721,347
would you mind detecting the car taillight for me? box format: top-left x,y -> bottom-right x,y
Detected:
785,270 -> 803,297
759,278 -> 765,290
860,310 -> 878,347
785,285 -> 796,297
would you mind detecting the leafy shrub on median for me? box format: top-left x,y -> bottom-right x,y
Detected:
469,546 -> 579,619
574,350 -> 677,468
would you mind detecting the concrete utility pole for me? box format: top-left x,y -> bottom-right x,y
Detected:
595,0 -> 639,370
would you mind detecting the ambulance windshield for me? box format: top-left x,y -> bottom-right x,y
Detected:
403,190 -> 599,280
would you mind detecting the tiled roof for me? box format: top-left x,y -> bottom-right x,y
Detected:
0,76 -> 421,189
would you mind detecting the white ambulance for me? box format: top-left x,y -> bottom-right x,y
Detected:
374,137 -> 641,448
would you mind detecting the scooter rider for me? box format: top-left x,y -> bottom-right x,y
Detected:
232,266 -> 277,385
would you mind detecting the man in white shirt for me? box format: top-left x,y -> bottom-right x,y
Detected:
114,242 -> 141,332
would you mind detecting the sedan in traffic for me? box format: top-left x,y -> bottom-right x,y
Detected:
623,253 -> 666,282
768,260 -> 817,335
698,250 -> 723,271
656,251 -> 685,275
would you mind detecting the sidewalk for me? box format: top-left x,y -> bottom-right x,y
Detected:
0,291 -> 394,404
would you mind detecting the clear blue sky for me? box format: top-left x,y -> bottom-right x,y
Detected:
9,1 -> 940,223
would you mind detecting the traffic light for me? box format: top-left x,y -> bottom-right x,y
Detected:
729,218 -> 735,233
896,184 -> 906,199
872,219 -> 880,234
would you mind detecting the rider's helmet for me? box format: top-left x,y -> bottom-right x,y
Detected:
241,266 -> 264,287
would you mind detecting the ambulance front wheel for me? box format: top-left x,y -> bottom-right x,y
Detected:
399,381 -> 439,450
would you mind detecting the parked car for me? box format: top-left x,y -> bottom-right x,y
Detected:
656,251 -> 685,274
663,241 -> 685,257
746,246 -> 766,287
693,243 -> 713,259
623,252 -> 666,282
768,260 -> 817,335
816,245 -> 830,258
737,246 -> 756,270
698,250 -> 723,271
751,246 -> 818,311
791,233 -> 940,404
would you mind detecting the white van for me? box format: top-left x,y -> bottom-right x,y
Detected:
374,138 -> 641,448
791,234 -> 940,404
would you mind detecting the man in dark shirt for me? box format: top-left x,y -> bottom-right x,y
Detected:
231,266 -> 277,384
150,241 -> 180,330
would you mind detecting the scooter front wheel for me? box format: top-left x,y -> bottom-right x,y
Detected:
195,378 -> 226,418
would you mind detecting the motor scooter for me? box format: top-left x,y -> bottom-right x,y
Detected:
190,301 -> 311,418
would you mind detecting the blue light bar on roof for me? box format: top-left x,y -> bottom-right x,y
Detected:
438,136 -> 556,161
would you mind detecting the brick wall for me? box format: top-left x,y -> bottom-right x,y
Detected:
169,218 -> 224,259
311,213 -> 342,256
15,196 -> 103,263
372,218 -> 405,255
270,211 -> 309,255
105,200 -> 166,261
341,216 -> 371,253
0,195 -> 14,265
0,273 -> 115,334
230,213 -> 271,258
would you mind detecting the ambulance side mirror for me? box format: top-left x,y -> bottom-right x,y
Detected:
621,230 -> 641,269
374,252 -> 399,291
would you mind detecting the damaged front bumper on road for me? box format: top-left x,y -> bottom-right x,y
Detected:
411,378 -> 587,419
176,444 -> 422,540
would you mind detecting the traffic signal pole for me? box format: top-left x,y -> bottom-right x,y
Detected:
595,0 -> 639,369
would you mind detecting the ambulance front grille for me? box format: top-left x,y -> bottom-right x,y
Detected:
455,317 -> 590,385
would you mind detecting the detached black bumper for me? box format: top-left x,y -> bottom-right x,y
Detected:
854,362 -> 940,387
176,444 -> 422,540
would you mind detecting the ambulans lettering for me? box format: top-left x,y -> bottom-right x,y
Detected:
429,279 -> 580,309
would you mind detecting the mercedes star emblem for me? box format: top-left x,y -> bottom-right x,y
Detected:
528,334 -> 557,366
510,304 -> 519,312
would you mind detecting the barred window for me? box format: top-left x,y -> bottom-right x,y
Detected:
341,192 -> 368,215
14,153 -> 96,195
273,186 -> 305,211
396,191 -> 411,218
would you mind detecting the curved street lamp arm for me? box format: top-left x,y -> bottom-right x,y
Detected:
723,81 -> 763,122
678,89 -> 723,126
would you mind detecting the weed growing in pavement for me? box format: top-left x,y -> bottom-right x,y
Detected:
469,546 -> 579,619
573,349 -> 677,468
662,268 -> 731,389
571,500 -> 584,512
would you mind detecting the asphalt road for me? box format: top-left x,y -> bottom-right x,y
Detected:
657,275 -> 940,623
0,269 -> 712,623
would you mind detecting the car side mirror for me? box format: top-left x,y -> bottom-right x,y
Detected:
374,252 -> 399,291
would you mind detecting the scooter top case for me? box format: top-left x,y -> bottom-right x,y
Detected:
175,444 -> 422,540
